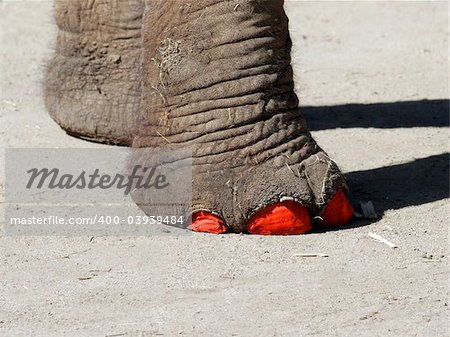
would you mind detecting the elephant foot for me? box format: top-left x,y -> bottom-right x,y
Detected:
133,0 -> 356,235
190,190 -> 353,235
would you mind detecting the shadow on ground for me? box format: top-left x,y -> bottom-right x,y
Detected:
301,99 -> 449,130
347,152 -> 449,215
316,153 -> 449,232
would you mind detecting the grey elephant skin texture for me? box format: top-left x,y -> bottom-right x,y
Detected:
45,0 -> 348,232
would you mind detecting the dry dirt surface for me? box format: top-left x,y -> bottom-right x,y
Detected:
0,1 -> 449,337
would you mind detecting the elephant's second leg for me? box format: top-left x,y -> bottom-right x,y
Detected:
45,0 -> 144,145
136,0 -> 353,234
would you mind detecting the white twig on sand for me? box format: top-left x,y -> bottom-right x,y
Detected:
368,232 -> 397,248
293,253 -> 329,258
2,100 -> 16,107
421,259 -> 441,263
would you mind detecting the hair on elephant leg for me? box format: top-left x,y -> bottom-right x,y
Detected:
134,0 -> 354,234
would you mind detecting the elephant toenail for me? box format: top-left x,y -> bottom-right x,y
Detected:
319,189 -> 354,227
246,201 -> 312,235
190,212 -> 228,234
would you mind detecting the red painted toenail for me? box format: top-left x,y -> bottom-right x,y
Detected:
190,212 -> 228,234
246,201 -> 312,235
320,189 -> 354,227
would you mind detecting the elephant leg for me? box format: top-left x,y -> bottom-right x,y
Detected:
135,0 -> 353,234
45,0 -> 144,145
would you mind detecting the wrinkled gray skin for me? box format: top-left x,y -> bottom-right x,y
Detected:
45,0 -> 348,232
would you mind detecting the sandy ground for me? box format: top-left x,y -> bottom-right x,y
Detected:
0,1 -> 449,336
